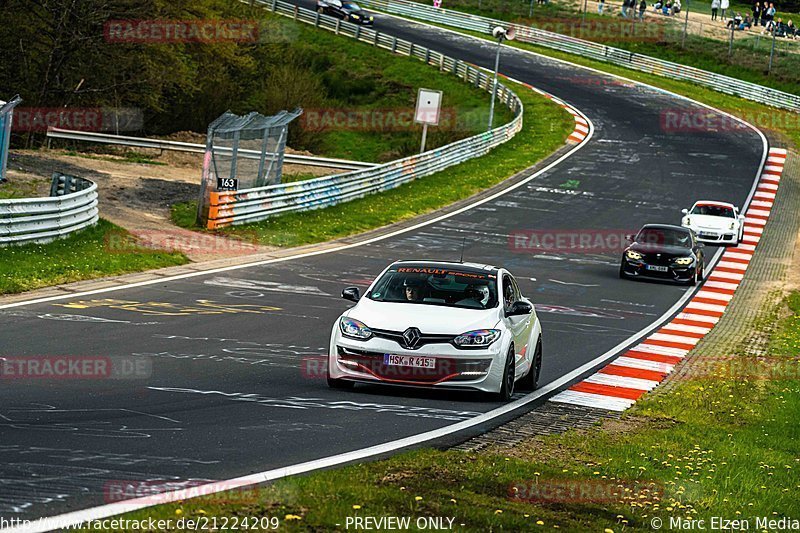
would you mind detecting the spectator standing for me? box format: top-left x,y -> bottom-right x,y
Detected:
712,0 -> 720,20
621,0 -> 629,18
720,0 -> 729,19
598,0 -> 605,14
753,2 -> 762,25
766,2 -> 776,26
639,0 -> 647,19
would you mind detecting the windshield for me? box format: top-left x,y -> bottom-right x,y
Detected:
343,2 -> 362,9
636,228 -> 692,248
690,204 -> 735,218
367,266 -> 498,309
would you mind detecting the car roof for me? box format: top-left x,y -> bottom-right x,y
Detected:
391,260 -> 499,275
691,200 -> 735,209
640,224 -> 691,232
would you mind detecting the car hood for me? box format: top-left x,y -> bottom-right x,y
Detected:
685,214 -> 735,230
629,243 -> 694,257
346,298 -> 500,334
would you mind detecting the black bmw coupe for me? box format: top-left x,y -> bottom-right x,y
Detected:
620,224 -> 705,285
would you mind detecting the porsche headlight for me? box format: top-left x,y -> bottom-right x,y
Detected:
673,257 -> 694,265
339,317 -> 372,340
626,250 -> 643,260
453,329 -> 500,348
351,13 -> 360,18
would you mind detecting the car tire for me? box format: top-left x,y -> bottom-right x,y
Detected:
685,267 -> 698,286
327,369 -> 355,390
493,347 -> 516,402
619,263 -> 629,279
518,339 -> 542,391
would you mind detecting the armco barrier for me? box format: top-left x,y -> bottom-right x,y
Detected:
360,0 -> 800,113
0,172 -> 99,245
206,0 -> 524,229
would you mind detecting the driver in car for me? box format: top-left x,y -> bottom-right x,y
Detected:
456,284 -> 490,307
403,278 -> 425,302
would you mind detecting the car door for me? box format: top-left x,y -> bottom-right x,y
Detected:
502,273 -> 532,371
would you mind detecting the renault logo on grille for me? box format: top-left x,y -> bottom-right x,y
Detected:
402,327 -> 422,349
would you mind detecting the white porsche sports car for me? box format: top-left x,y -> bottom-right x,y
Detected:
327,260 -> 543,401
681,201 -> 745,246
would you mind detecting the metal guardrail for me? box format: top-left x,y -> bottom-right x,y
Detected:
361,0 -> 800,113
0,173 -> 99,245
204,0 -> 523,229
46,128 -> 375,171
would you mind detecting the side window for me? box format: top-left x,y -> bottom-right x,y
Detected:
502,274 -> 519,312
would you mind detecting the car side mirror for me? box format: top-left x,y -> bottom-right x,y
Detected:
626,234 -> 635,243
507,300 -> 532,317
681,208 -> 689,215
342,287 -> 360,302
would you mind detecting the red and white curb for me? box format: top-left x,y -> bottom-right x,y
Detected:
496,72 -> 592,146
549,147 -> 788,412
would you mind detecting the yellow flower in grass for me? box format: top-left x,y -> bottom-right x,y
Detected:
494,510 -> 503,515
175,509 -> 183,516
536,520 -> 544,525
284,514 -> 302,521
352,505 -> 362,510
415,496 -> 423,502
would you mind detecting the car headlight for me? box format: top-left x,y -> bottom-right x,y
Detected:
625,250 -> 643,260
351,13 -> 360,18
339,317 -> 372,340
369,15 -> 374,20
453,329 -> 500,348
673,257 -> 694,265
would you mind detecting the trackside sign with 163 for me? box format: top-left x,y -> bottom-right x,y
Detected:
415,88 -> 442,126
217,177 -> 238,191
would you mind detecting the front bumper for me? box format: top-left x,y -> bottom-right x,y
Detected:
621,258 -> 696,283
684,224 -> 737,244
328,332 -> 505,392
349,15 -> 374,24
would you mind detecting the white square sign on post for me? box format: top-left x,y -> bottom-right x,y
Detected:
415,88 -> 442,154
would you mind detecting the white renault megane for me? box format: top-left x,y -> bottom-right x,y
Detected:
327,260 -> 543,401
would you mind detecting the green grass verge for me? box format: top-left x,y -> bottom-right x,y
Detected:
85,293 -> 800,531
242,9 -> 515,163
171,80 -> 573,247
0,219 -> 188,295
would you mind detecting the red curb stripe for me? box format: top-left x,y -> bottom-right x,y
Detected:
691,296 -> 729,306
658,328 -> 706,339
600,364 -> 667,382
641,339 -> 696,351
671,317 -> 718,328
682,307 -> 725,318
700,286 -> 737,296
625,350 -> 684,365
721,256 -> 751,265
570,381 -> 647,400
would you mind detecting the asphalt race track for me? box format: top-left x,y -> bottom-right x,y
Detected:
0,9 -> 765,522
